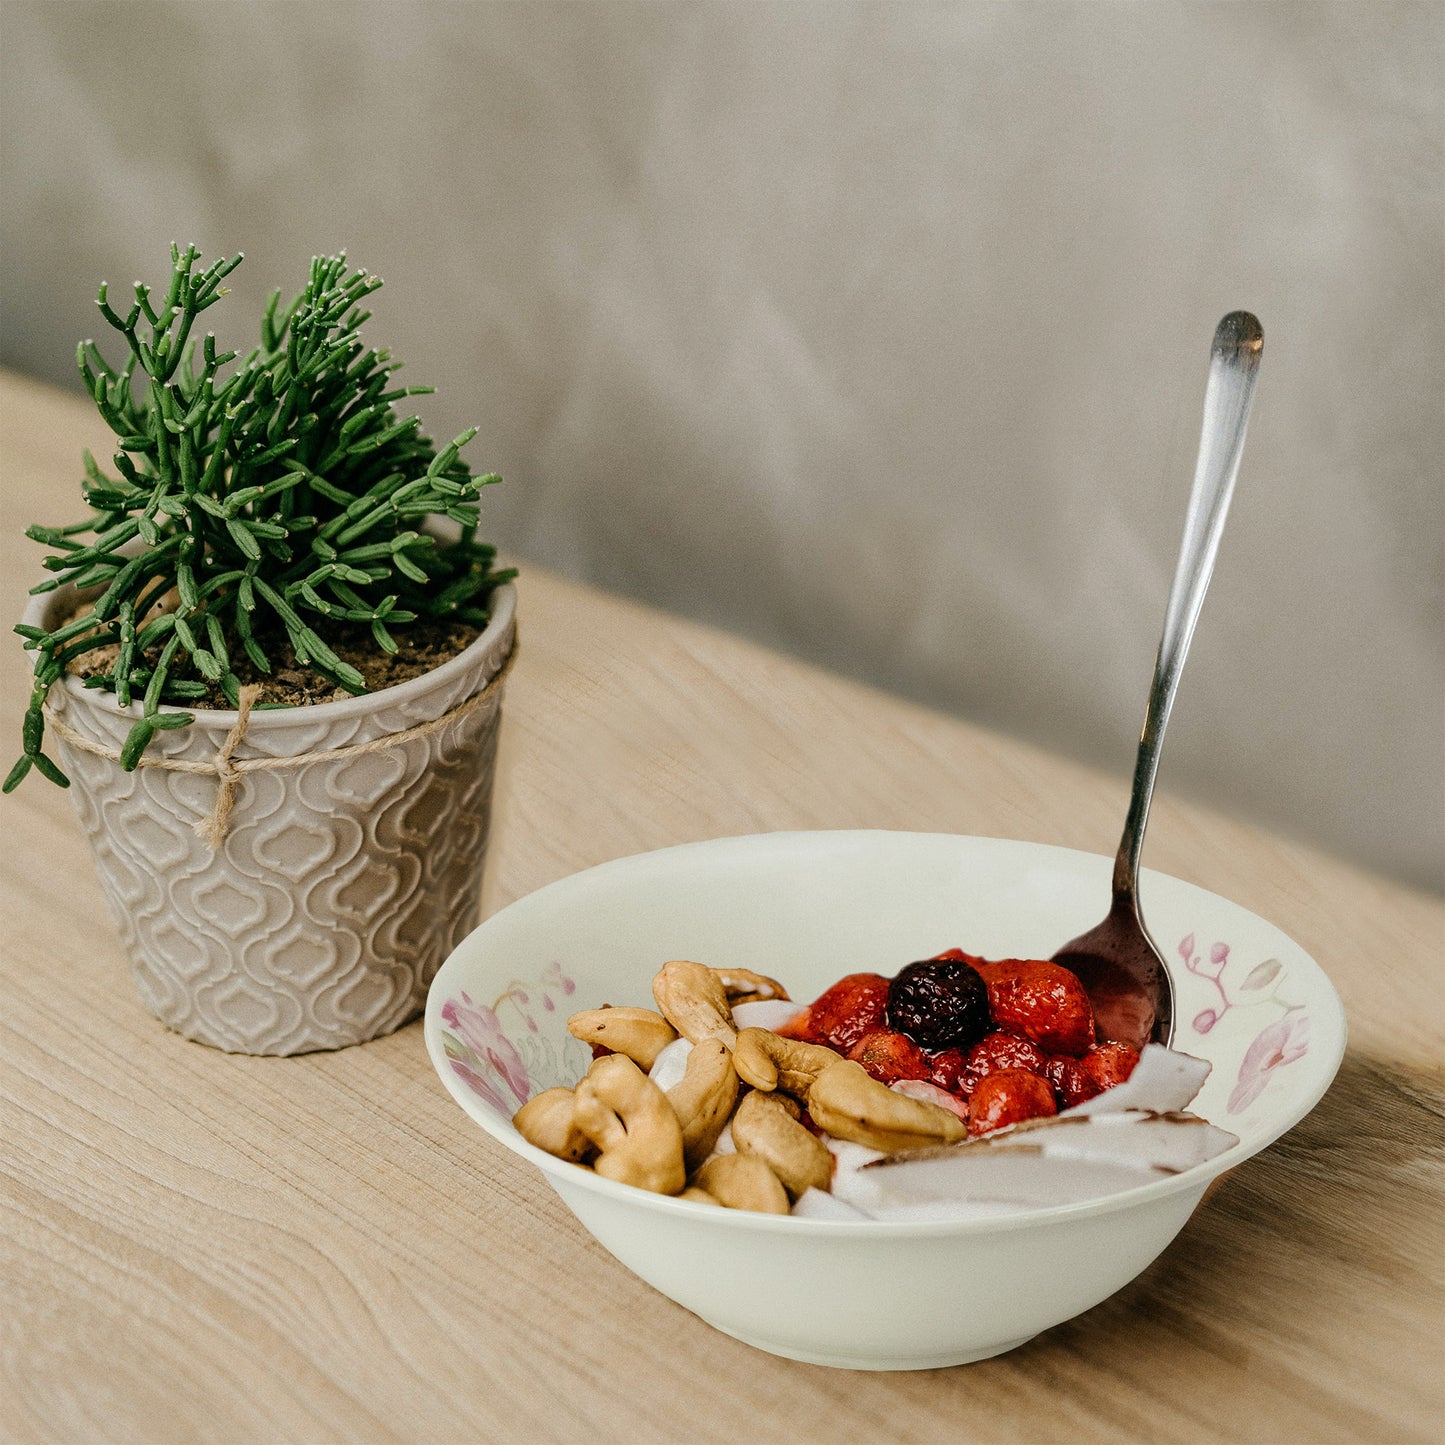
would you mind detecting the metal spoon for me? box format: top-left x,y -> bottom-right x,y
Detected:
1053,311 -> 1264,1049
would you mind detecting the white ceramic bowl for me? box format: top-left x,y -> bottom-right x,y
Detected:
424,832 -> 1345,1370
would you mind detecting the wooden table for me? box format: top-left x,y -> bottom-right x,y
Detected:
3,370 -> 1441,1443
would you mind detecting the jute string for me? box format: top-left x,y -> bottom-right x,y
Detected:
45,637 -> 518,849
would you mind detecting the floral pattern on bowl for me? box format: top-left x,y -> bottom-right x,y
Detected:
1175,933 -> 1309,1115
437,962 -> 589,1113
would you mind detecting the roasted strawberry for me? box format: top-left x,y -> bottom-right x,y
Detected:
930,947 -> 989,967
776,972 -> 890,1051
1081,1042 -> 1142,1092
975,958 -> 1096,1057
967,1069 -> 1058,1136
966,1030 -> 1048,1080
847,1029 -> 934,1086
1043,1054 -> 1102,1108
886,957 -> 991,1051
928,1046 -> 973,1096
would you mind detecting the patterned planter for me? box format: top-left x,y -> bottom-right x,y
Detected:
23,579 -> 516,1055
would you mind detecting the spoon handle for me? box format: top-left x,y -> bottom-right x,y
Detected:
1113,312 -> 1264,904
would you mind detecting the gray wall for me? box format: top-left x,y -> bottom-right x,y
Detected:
3,1 -> 1442,890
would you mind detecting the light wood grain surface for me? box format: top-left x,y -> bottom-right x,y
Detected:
2,370 -> 1441,1444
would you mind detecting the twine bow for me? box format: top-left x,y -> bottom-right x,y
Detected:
202,684 -> 261,848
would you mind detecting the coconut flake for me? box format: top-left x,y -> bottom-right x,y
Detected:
890,1078 -> 970,1122
863,1146 -> 1165,1208
648,1037 -> 693,1093
863,1197 -> 1038,1223
826,1137 -> 888,1211
991,1109 -> 1238,1172
791,1187 -> 872,1221
731,999 -> 806,1032
857,1103 -> 1238,1211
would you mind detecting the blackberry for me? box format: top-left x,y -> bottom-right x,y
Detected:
885,958 -> 990,1051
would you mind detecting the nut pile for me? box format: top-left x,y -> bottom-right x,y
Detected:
514,959 -> 970,1213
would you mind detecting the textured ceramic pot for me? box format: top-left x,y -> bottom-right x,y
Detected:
23,579 -> 516,1055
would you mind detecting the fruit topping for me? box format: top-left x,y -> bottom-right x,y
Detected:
846,1029 -> 935,1086
885,957 -> 991,1051
930,947 -> 988,967
975,958 -> 1095,1056
967,1069 -> 1058,1136
966,1030 -> 1049,1080
776,972 -> 891,1052
1081,1042 -> 1143,1092
1043,1055 -> 1102,1109
927,1046 -> 972,1096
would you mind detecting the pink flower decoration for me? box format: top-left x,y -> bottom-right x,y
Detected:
441,992 -> 531,1108
543,961 -> 576,995
1228,1011 -> 1310,1113
1210,942 -> 1230,966
448,1059 -> 512,1114
1193,1008 -> 1218,1034
1178,933 -> 1196,962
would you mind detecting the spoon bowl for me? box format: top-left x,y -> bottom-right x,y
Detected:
1055,311 -> 1264,1047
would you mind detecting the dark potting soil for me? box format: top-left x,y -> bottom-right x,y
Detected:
65,610 -> 485,709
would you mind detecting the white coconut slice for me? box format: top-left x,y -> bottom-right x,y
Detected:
858,1105 -> 1237,1211
790,1187 -> 872,1221
993,1110 -> 1238,1172
861,1146 -> 1165,1208
647,1036 -> 693,1093
863,1197 -> 1040,1224
1063,1043 -> 1212,1116
730,999 -> 806,1032
890,1078 -> 970,1122
825,1137 -> 888,1211
890,1080 -> 971,1121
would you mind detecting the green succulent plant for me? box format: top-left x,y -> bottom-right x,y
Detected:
9,245 -> 514,791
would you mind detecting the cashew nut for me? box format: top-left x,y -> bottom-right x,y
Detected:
512,1087 -> 593,1163
806,1059 -> 968,1153
572,1054 -> 687,1194
566,1006 -> 678,1069
652,960 -> 737,1047
678,1185 -> 722,1206
665,1038 -> 741,1171
692,1153 -> 791,1215
710,967 -> 790,1004
730,1089 -> 833,1199
732,1027 -> 841,1097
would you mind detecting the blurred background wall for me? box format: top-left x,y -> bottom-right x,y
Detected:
2,0 -> 1441,891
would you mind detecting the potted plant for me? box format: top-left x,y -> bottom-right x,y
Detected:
9,245 -> 517,1055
